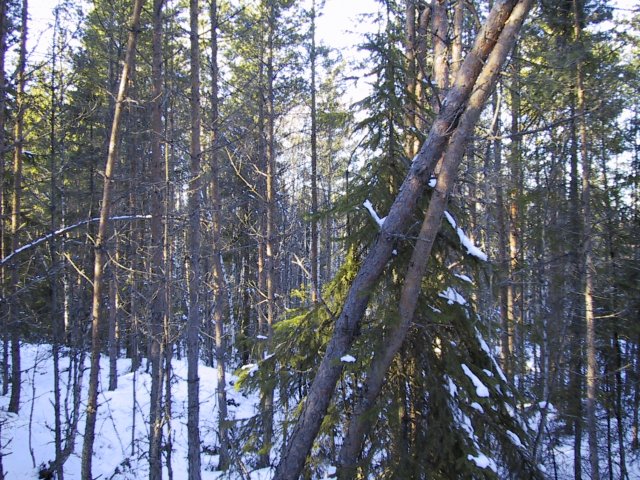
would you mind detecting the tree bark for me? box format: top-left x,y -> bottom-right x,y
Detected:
209,0 -> 230,469
336,2 -> 533,474
432,0 -> 449,99
310,0 -> 320,304
273,2 -> 531,478
0,0 -> 8,399
572,1 -> 599,478
149,0 -> 166,478
8,0 -> 28,415
187,0 -> 203,476
80,0 -> 145,477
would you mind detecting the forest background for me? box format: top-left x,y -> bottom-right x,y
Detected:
0,0 -> 639,479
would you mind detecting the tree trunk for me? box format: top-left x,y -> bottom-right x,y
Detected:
0,0 -> 8,399
572,1 -> 599,477
209,0 -> 230,469
108,276 -> 118,391
80,0 -> 145,477
274,2 -> 532,478
149,0 -> 166,478
310,0 -> 319,304
8,0 -> 28,415
432,0 -> 449,99
336,3 -> 532,474
187,0 -> 203,476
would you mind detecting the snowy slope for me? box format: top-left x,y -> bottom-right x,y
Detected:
0,344 -> 267,479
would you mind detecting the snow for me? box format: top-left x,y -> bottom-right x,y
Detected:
241,363 -> 259,376
475,330 -> 492,356
362,199 -> 386,227
467,453 -> 497,472
439,287 -> 467,305
428,177 -> 437,188
443,211 -> 488,261
1,215 -> 151,267
461,364 -> 490,398
445,376 -> 458,397
256,335 -> 268,340
0,344 -> 263,479
506,430 -> 524,448
475,328 -> 508,383
429,305 -> 442,314
454,273 -> 473,283
340,355 -> 356,363
444,210 -> 457,228
470,402 -> 485,413
538,401 -> 556,413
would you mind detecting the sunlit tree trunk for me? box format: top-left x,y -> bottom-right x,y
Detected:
0,0 -> 8,398
8,0 -> 28,415
258,2 -> 277,467
81,0 -> 145,477
275,2 -> 533,478
310,0 -> 320,304
572,1 -> 599,478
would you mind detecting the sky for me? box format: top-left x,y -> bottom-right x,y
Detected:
25,0 -> 380,59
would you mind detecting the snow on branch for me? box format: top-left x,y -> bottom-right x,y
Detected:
444,211 -> 488,261
461,363 -> 490,398
363,199 -> 386,228
439,287 -> 467,305
0,215 -> 152,267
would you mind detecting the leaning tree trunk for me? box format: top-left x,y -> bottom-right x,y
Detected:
336,3 -> 533,475
273,2 -> 533,479
80,0 -> 145,477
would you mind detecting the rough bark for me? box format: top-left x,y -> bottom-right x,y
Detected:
273,2 -> 529,478
8,0 -> 28,415
451,0 -> 463,77
80,0 -> 145,477
257,2 -> 278,468
187,0 -> 203,477
337,2 -> 533,474
149,0 -> 166,477
432,0 -> 449,98
209,0 -> 230,469
0,0 -> 8,398
404,0 -> 419,157
572,1 -> 599,478
310,0 -> 319,304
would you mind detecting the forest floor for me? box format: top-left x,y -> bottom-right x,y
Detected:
0,343 -> 639,479
0,343 -> 272,479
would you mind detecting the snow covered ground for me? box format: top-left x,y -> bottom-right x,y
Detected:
1,344 -> 639,479
0,343 -> 267,479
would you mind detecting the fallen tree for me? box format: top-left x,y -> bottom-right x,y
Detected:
273,1 -> 535,479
